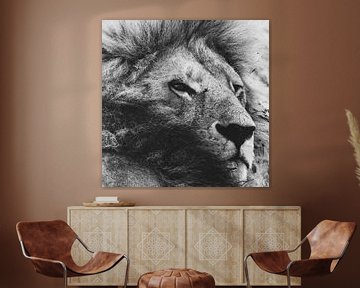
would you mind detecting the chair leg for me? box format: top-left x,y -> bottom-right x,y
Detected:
61,264 -> 68,288
244,255 -> 252,288
286,269 -> 291,288
123,255 -> 130,288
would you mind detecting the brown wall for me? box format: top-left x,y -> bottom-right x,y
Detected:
1,0 -> 360,287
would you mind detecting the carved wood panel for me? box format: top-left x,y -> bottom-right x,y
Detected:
68,208 -> 127,286
187,209 -> 242,285
243,209 -> 301,285
128,209 -> 186,284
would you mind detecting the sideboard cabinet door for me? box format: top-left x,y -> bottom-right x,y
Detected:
67,208 -> 127,286
128,209 -> 186,284
187,209 -> 243,285
243,208 -> 301,286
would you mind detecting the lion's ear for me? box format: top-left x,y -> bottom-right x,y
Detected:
102,47 -> 112,62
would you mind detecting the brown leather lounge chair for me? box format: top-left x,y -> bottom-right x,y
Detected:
16,220 -> 129,288
244,220 -> 356,288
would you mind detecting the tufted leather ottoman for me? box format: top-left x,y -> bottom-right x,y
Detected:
138,268 -> 215,288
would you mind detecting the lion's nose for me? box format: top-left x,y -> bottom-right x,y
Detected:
215,123 -> 255,148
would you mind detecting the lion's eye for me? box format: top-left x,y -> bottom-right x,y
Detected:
233,84 -> 243,93
230,81 -> 244,94
169,80 -> 196,99
230,81 -> 246,104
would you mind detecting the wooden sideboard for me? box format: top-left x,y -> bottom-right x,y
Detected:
67,206 -> 301,286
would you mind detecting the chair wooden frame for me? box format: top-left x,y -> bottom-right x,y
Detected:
243,220 -> 356,288
16,220 -> 129,288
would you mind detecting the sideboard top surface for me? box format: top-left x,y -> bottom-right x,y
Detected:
68,206 -> 301,210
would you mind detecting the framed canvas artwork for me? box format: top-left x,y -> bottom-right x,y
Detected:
102,20 -> 269,187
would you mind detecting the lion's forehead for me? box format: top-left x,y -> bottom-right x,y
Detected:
189,42 -> 241,80
148,45 -> 241,90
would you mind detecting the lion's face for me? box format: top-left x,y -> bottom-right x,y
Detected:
135,43 -> 256,183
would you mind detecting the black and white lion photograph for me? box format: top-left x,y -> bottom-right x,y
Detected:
102,20 -> 269,187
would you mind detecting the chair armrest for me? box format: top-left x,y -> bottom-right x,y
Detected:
253,250 -> 289,254
25,255 -> 67,277
287,258 -> 336,277
25,255 -> 65,266
285,237 -> 307,253
245,250 -> 291,263
246,251 -> 292,274
19,240 -> 67,277
76,236 -> 94,253
245,236 -> 306,259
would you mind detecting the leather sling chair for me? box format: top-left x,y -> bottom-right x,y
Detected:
244,220 -> 356,288
16,220 -> 129,288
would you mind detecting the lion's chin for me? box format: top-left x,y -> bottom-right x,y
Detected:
225,136 -> 255,183
226,158 -> 252,183
228,162 -> 249,183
